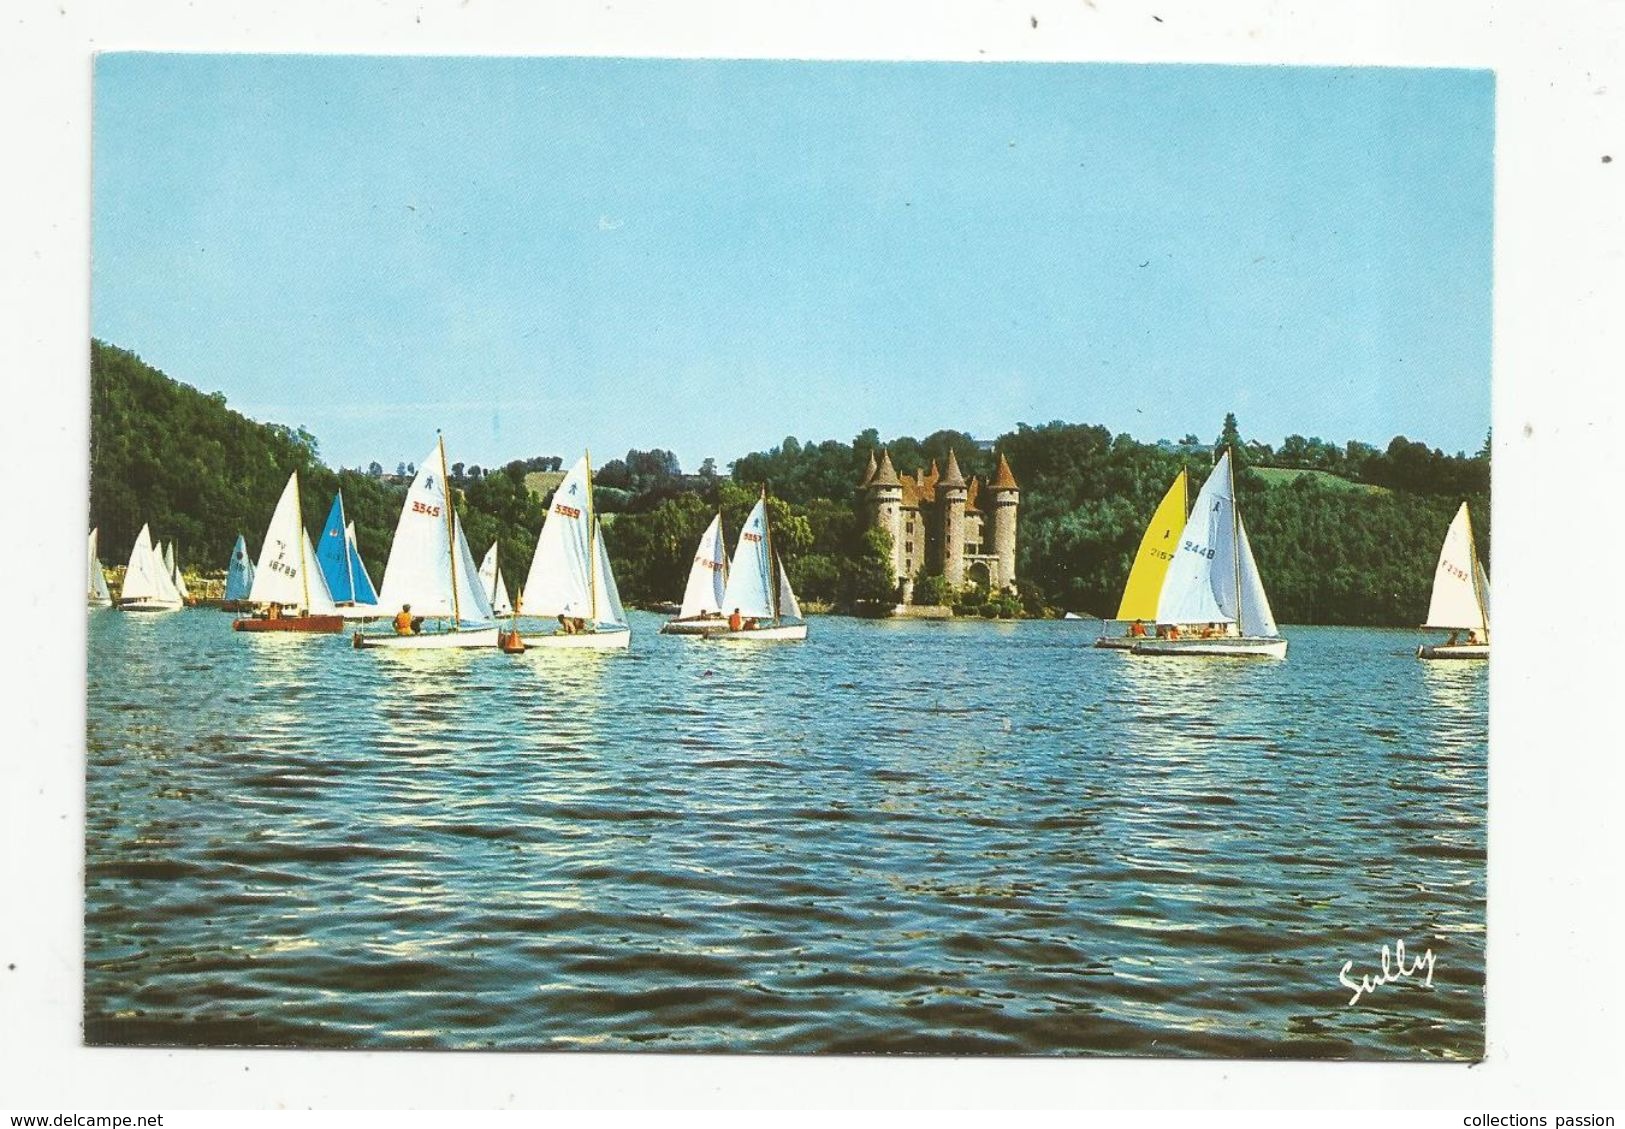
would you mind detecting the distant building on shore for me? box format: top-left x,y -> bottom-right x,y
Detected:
861,448 -> 1020,603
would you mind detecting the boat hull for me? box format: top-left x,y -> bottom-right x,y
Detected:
335,603 -> 386,621
1132,636 -> 1287,659
1092,635 -> 1139,650
353,627 -> 501,650
660,616 -> 726,636
233,615 -> 345,633
713,622 -> 809,642
518,628 -> 631,650
1417,643 -> 1489,660
116,598 -> 182,613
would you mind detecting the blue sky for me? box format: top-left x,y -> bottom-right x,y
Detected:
93,56 -> 1493,473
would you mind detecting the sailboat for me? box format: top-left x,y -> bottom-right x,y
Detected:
1417,501 -> 1490,660
116,524 -> 183,612
87,529 -> 112,607
1131,449 -> 1286,658
515,453 -> 631,650
355,435 -> 498,649
712,490 -> 808,642
315,492 -> 382,619
1095,469 -> 1188,649
477,542 -> 514,617
233,471 -> 344,633
660,512 -> 729,635
222,533 -> 256,608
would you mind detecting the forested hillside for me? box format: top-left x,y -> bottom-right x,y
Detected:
88,341 -> 1489,625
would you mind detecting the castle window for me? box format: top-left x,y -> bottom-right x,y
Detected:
906,541 -> 914,554
966,543 -> 978,555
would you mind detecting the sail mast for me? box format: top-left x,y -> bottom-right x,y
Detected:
763,486 -> 779,622
585,450 -> 597,622
338,490 -> 355,605
438,432 -> 460,629
1464,503 -> 1488,632
296,471 -> 311,613
1222,445 -> 1235,630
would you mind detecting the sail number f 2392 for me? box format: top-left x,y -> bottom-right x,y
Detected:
1182,540 -> 1217,560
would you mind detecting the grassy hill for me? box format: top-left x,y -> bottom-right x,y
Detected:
1252,466 -> 1390,495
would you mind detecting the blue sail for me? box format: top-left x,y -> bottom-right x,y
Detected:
224,533 -> 255,601
315,494 -> 360,604
346,524 -> 379,606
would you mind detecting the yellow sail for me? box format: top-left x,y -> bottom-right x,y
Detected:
1115,469 -> 1189,621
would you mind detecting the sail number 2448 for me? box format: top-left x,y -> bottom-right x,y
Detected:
1183,540 -> 1216,560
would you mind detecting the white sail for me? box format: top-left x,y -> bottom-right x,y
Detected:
777,555 -> 803,621
154,540 -> 183,604
452,514 -> 494,623
378,441 -> 491,624
247,472 -> 333,612
1233,516 -> 1278,637
119,524 -> 171,603
478,542 -> 514,616
88,529 -> 111,604
592,525 -> 628,627
521,456 -> 597,619
170,551 -> 191,601
677,513 -> 728,619
1155,454 -> 1235,626
720,498 -> 776,620
1424,502 -> 1489,631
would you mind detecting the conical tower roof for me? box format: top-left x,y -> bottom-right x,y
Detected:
859,449 -> 878,488
870,448 -> 901,488
990,451 -> 1020,491
938,447 -> 967,489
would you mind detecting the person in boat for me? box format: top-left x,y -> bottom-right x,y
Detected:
394,604 -> 415,636
1128,620 -> 1147,638
558,614 -> 573,635
728,608 -> 743,632
266,602 -> 282,621
1467,628 -> 1484,645
1447,631 -> 1460,646
571,617 -> 587,635
1168,624 -> 1181,640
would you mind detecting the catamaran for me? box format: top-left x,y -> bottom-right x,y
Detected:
88,529 -> 112,607
515,454 -> 631,650
712,491 -> 807,642
1417,501 -> 1490,660
315,491 -> 382,619
660,512 -> 729,635
117,524 -> 183,612
1095,469 -> 1188,649
477,542 -> 514,617
233,471 -> 344,633
223,533 -> 256,607
355,435 -> 498,650
1131,449 -> 1286,659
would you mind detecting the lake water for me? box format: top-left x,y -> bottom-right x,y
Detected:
84,611 -> 1486,1059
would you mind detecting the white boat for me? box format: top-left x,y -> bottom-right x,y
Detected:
477,541 -> 515,617
117,524 -> 183,612
1131,449 -> 1286,659
661,512 -> 729,635
711,491 -> 808,643
355,435 -> 499,650
159,541 -> 192,603
1095,468 -> 1189,650
233,471 -> 345,633
87,528 -> 112,607
1417,501 -> 1490,660
515,453 -> 631,651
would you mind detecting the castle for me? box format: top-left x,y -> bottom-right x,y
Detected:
861,447 -> 1020,603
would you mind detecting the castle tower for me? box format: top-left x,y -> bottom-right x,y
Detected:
987,451 -> 1020,589
864,448 -> 904,585
938,447 -> 968,588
